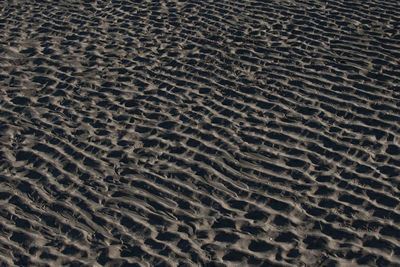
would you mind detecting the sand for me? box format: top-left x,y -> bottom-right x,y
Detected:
0,0 -> 400,266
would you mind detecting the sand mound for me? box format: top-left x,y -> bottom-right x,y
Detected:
1,0 -> 400,266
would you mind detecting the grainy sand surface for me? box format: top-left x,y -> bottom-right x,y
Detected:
1,0 -> 400,266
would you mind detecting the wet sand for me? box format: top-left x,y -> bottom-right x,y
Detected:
0,0 -> 400,266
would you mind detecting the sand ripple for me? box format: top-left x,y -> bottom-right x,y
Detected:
1,0 -> 400,266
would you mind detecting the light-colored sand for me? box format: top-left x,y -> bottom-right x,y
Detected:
0,0 -> 400,266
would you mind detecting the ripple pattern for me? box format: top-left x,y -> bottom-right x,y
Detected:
1,0 -> 400,266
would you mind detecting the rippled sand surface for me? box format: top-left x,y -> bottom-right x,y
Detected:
1,0 -> 400,266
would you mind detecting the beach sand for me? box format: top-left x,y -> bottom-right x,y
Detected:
0,0 -> 400,266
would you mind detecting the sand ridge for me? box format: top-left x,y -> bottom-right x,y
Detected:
0,0 -> 400,266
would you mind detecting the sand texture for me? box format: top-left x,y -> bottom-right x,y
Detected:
1,0 -> 400,266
